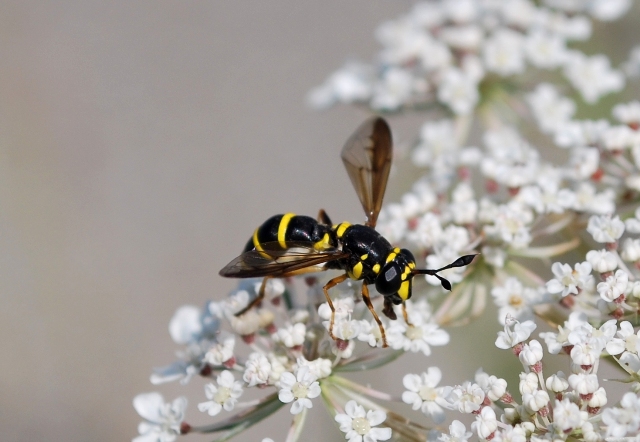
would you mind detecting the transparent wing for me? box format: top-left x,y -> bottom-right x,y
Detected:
219,241 -> 348,278
341,117 -> 392,228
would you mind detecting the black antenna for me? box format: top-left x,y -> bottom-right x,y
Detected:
411,254 -> 477,291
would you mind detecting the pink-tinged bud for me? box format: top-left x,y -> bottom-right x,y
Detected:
508,187 -> 520,196
271,296 -> 281,306
560,296 -> 575,308
613,295 -> 625,305
458,166 -> 470,180
500,393 -> 513,404
512,342 -> 524,356
605,242 -> 618,251
482,397 -> 492,406
612,307 -> 624,319
292,345 -> 303,352
600,271 -> 613,280
531,362 -> 542,373
304,276 -> 317,286
242,333 -> 256,344
180,422 -> 191,434
265,323 -> 278,334
223,356 -> 236,369
486,179 -> 499,193
629,122 -> 639,131
587,406 -> 600,414
199,364 -> 212,377
556,393 -> 563,401
485,432 -> 496,441
407,217 -> 418,230
538,406 -> 549,417
336,339 -> 349,351
580,365 -> 593,371
591,168 -> 604,182
580,393 -> 593,401
562,345 -> 573,355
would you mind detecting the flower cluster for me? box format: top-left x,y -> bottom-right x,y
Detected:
134,1 -> 640,441
418,317 -> 640,441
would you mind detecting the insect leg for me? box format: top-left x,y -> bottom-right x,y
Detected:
401,303 -> 413,327
317,209 -> 332,225
235,276 -> 271,317
323,273 -> 348,341
361,283 -> 388,348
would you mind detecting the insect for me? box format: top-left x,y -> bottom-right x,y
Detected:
219,117 -> 475,347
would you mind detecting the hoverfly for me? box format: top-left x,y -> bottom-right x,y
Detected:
220,117 -> 475,347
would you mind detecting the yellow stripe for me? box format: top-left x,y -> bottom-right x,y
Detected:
253,228 -> 269,258
360,253 -> 368,261
278,213 -> 295,249
336,222 -> 351,238
372,263 -> 380,274
350,262 -> 363,280
386,252 -> 397,263
398,281 -> 410,300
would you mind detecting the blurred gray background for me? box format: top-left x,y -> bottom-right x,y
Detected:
1,2 -> 638,441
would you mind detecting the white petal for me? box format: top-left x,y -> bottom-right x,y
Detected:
366,409 -> 387,427
279,389 -> 294,404
133,392 -> 164,422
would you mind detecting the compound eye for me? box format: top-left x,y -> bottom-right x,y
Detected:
375,262 -> 402,295
400,248 -> 415,263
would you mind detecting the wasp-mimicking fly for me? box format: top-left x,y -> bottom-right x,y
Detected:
219,117 -> 476,347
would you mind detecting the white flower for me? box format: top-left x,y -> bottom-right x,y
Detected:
606,321 -> 640,356
621,238 -> 640,262
522,389 -> 549,413
335,400 -> 392,442
546,372 -> 569,393
491,277 -> 539,324
296,356 -> 332,379
596,269 -> 628,302
495,319 -> 537,349
545,262 -> 593,298
446,381 -> 485,414
613,100 -> 640,125
524,31 -> 566,70
243,352 -> 272,387
412,119 -> 458,167
198,370 -> 243,416
483,28 -> 525,76
307,62 -> 373,109
437,68 -> 479,115
387,318 -> 450,356
601,392 -> 640,437
439,420 -> 472,442
169,305 -> 204,345
371,68 -> 416,111
472,406 -> 498,440
519,339 -> 543,367
274,323 -> 306,348
475,369 -> 507,402
205,333 -> 235,366
587,214 -> 625,243
133,393 -> 186,442
519,372 -> 539,395
568,373 -> 599,396
278,365 -> 321,415
586,249 -> 618,273
553,398 -> 583,433
526,83 -> 574,133
402,367 -> 450,423
563,51 -> 624,103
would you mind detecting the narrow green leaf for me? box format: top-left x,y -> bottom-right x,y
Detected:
334,349 -> 403,372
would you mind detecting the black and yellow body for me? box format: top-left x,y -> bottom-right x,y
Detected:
219,117 -> 476,348
244,213 -> 335,254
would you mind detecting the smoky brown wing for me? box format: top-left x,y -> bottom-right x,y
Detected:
341,117 -> 392,228
219,242 -> 348,278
